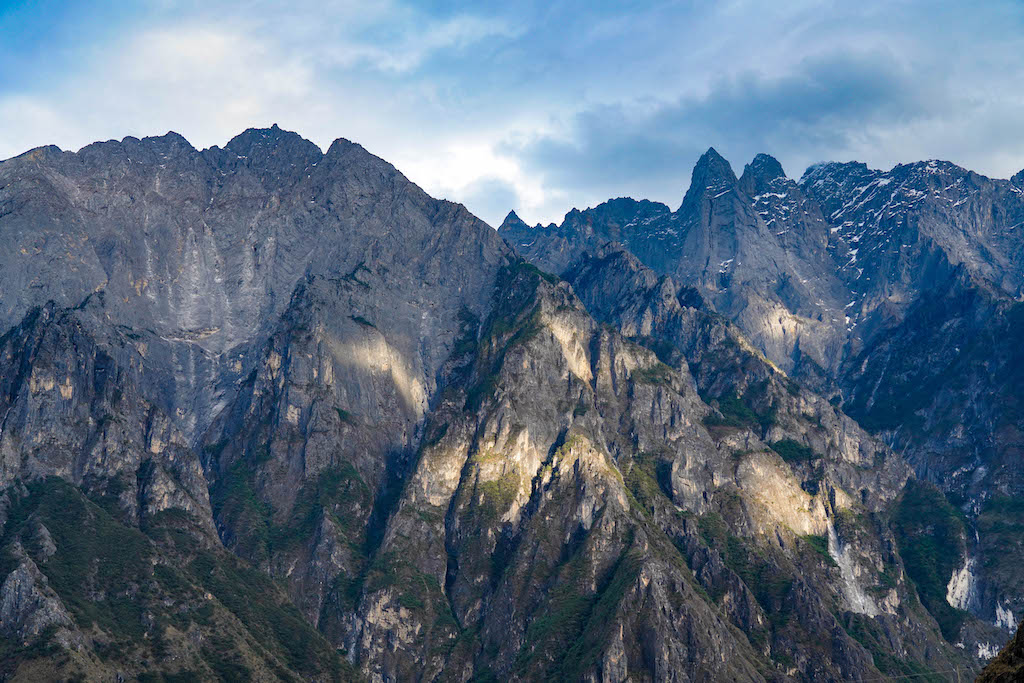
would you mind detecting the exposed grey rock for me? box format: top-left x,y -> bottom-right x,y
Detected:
0,126 -> 511,443
501,148 -> 851,374
0,545 -> 74,644
502,147 -> 1024,662
0,127 -> 1010,680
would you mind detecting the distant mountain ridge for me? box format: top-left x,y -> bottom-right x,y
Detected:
503,149 -> 1024,375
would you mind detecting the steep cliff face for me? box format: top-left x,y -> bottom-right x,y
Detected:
0,298 -> 354,681
0,128 -> 1011,680
0,297 -> 210,524
501,148 -> 1024,661
501,150 -> 850,374
0,126 -> 511,679
344,262 -> 966,681
839,266 -> 1024,642
0,125 -> 510,442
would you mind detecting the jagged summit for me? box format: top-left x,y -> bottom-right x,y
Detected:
322,136 -> 400,172
799,159 -> 872,184
891,158 -> 971,179
499,209 -> 529,231
560,198 -> 673,241
746,153 -> 786,180
135,130 -> 194,149
1013,168 -> 1024,188
7,144 -> 63,163
692,146 -> 736,184
739,153 -> 787,196
679,147 -> 738,211
57,131 -> 200,168
224,124 -> 323,166
564,197 -> 669,220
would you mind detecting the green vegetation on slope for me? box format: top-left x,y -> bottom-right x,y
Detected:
702,383 -> 777,434
211,456 -> 371,564
632,361 -> 675,385
698,512 -> 794,627
515,543 -> 642,681
770,439 -> 818,464
978,496 -> 1024,596
0,477 -> 354,681
842,613 -> 947,682
891,480 -> 969,642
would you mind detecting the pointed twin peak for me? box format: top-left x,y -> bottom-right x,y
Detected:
739,153 -> 788,196
679,147 -> 738,211
692,147 -> 737,186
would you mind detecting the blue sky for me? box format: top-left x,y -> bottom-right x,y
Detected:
2,0 -> 1024,226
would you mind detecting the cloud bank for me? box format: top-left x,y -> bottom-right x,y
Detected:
2,0 -> 1023,226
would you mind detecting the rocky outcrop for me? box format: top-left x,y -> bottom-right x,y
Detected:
0,544 -> 75,644
501,149 -> 851,374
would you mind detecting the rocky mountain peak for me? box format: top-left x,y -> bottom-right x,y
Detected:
147,130 -> 192,147
679,147 -> 738,211
1011,168 -> 1024,188
7,144 -> 64,164
224,124 -> 323,173
692,146 -> 736,183
799,160 -> 871,185
891,159 -> 969,184
798,160 -> 880,218
106,130 -> 196,155
739,152 -> 787,196
499,209 -> 529,232
64,131 -> 199,169
321,136 -> 407,180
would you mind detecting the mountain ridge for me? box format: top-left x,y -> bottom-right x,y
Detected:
0,127 -> 1017,681
501,143 -> 1024,665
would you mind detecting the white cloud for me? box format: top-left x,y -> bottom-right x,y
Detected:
320,14 -> 520,74
1,0 -> 1023,227
0,24 -> 317,157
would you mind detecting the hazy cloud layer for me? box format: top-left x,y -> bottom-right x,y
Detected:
2,0 -> 1023,226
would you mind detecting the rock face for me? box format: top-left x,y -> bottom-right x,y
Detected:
0,125 -> 509,442
501,149 -> 1024,670
0,128 -> 1012,681
0,548 -> 75,644
502,150 -> 851,374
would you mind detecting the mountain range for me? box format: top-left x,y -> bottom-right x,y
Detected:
0,125 -> 1021,681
